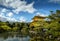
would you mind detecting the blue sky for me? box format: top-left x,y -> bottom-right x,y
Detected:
0,0 -> 60,22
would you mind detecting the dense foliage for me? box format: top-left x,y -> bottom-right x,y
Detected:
0,21 -> 29,33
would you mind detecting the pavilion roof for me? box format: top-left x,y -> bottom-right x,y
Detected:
32,16 -> 46,19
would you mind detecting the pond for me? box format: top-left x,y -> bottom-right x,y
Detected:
0,32 -> 30,41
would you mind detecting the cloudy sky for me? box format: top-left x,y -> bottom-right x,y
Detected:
0,0 -> 60,22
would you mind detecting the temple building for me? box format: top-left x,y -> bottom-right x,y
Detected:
30,15 -> 46,27
32,16 -> 46,22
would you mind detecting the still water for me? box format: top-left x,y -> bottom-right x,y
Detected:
0,32 -> 30,41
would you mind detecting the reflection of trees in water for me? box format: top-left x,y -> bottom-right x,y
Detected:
0,32 -> 30,40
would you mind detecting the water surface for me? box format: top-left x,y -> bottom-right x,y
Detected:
0,32 -> 30,41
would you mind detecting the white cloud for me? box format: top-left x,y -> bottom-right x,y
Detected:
1,0 -> 36,14
49,0 -> 60,3
36,12 -> 48,17
0,15 -> 18,22
0,8 -> 13,17
0,13 -> 4,17
0,0 -> 36,22
1,8 -> 7,13
0,8 -> 17,22
7,12 -> 13,17
7,17 -> 18,22
0,9 -> 7,17
0,16 -> 7,22
19,16 -> 27,22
